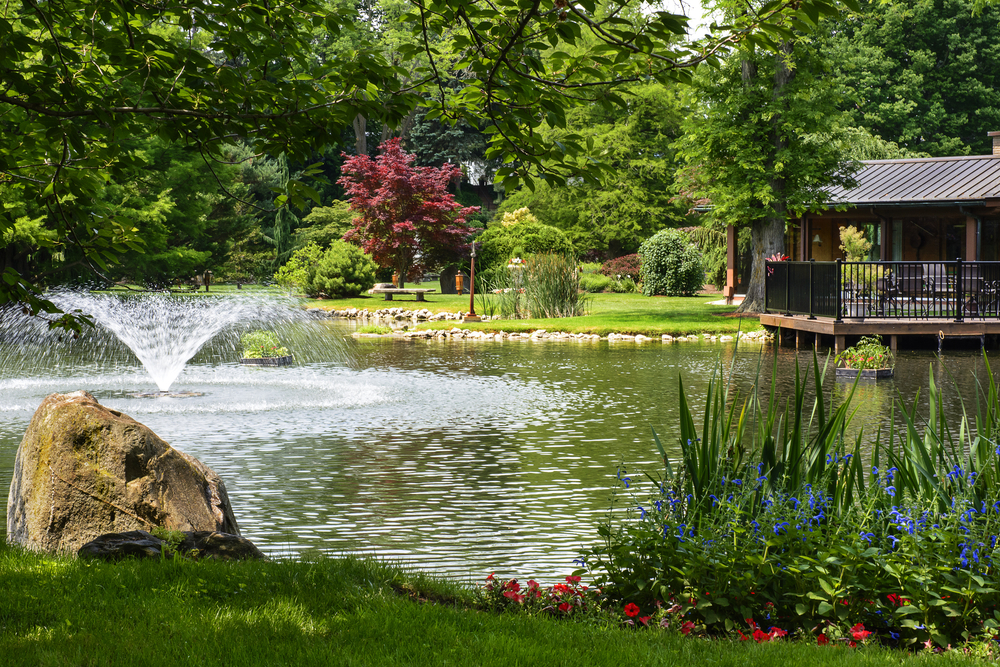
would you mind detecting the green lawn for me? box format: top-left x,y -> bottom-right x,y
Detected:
96,282 -> 755,337
309,283 -> 756,337
0,546 -> 989,666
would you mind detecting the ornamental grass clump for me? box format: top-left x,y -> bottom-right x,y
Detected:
481,253 -> 588,319
582,350 -> 1000,649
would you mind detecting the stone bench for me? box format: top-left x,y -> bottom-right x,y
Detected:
368,287 -> 436,301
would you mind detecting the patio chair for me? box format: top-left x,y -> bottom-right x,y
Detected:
895,264 -> 925,316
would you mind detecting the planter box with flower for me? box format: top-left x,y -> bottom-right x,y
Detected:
835,335 -> 893,380
239,330 -> 293,366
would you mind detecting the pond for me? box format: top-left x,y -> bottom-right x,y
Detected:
0,305 -> 991,582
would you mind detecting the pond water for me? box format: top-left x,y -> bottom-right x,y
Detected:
0,309 -> 991,582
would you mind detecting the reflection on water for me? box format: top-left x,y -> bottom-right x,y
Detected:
0,318 -> 990,581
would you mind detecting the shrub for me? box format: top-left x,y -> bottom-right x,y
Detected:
274,241 -> 377,298
240,330 -> 289,358
600,254 -> 641,278
579,273 -> 612,293
578,262 -> 603,274
610,276 -> 640,293
273,243 -> 324,292
476,213 -> 575,274
638,229 -> 704,296
310,241 -> 378,298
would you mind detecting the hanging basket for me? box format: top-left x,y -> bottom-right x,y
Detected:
240,355 -> 293,366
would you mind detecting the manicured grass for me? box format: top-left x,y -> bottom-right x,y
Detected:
96,282 -> 755,336
311,283 -> 755,337
0,545 -> 988,666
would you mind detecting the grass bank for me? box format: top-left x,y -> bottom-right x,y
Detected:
0,544 -> 988,666
311,283 -> 754,337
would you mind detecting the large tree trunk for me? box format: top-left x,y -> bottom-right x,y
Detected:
353,114 -> 367,156
738,42 -> 794,314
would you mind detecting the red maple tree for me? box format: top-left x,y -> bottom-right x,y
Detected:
338,138 -> 479,281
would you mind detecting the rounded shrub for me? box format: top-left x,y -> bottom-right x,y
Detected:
274,243 -> 324,292
638,229 -> 704,297
309,241 -> 378,298
477,217 -> 575,275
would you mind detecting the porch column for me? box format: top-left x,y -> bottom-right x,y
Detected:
880,218 -> 890,261
801,217 -> 810,260
724,224 -> 736,304
967,215 -> 979,260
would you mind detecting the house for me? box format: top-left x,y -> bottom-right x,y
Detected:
741,132 -> 1000,351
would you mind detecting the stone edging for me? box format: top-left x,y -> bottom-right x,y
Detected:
307,307 -> 773,344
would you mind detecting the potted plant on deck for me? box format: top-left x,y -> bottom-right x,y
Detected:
239,330 -> 293,366
835,335 -> 893,380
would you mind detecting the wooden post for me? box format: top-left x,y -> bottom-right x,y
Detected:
967,215 -> 978,261
724,224 -> 737,304
835,335 -> 846,355
796,330 -> 803,349
890,335 -> 898,353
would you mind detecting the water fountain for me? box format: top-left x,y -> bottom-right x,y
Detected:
0,290 -> 317,395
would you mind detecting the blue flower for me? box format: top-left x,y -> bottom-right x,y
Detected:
638,505 -> 646,520
860,532 -> 875,544
572,557 -> 586,566
872,465 -> 879,476
885,486 -> 896,497
888,535 -> 899,548
732,479 -> 742,486
773,522 -> 789,535
890,631 -> 900,641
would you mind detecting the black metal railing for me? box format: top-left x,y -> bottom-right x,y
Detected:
764,260 -> 1000,321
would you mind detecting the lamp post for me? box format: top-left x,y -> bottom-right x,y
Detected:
465,241 -> 481,322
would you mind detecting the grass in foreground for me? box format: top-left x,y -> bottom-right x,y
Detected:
0,545 -> 990,666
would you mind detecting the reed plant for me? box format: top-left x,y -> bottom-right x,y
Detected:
479,253 -> 588,319
583,348 -> 1000,648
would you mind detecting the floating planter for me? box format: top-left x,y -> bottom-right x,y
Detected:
240,355 -> 293,366
834,334 -> 893,381
835,367 -> 893,380
239,330 -> 292,366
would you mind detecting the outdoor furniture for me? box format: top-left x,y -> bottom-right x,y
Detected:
368,287 -> 436,301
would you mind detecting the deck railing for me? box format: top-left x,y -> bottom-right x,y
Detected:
764,260 -> 1000,321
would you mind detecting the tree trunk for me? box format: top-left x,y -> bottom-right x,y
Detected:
353,115 -> 367,156
738,42 -> 794,314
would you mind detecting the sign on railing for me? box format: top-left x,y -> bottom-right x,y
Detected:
764,260 -> 1000,321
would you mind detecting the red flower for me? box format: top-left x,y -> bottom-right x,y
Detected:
753,629 -> 769,643
486,572 -> 495,581
737,630 -> 750,641
558,602 -> 571,613
681,621 -> 696,635
504,580 -> 521,592
565,575 -> 582,584
851,623 -> 872,642
624,603 -> 640,618
502,591 -> 525,603
817,634 -> 829,646
638,616 -> 652,627
768,627 -> 788,640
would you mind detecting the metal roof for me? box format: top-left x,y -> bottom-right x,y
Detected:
826,155 -> 1000,205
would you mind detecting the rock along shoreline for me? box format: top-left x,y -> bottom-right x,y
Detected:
306,306 -> 773,344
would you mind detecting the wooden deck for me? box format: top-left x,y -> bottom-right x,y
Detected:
760,313 -> 997,353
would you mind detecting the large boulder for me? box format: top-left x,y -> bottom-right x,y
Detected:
7,391 -> 240,554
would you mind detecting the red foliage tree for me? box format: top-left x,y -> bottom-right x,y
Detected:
338,138 -> 479,282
